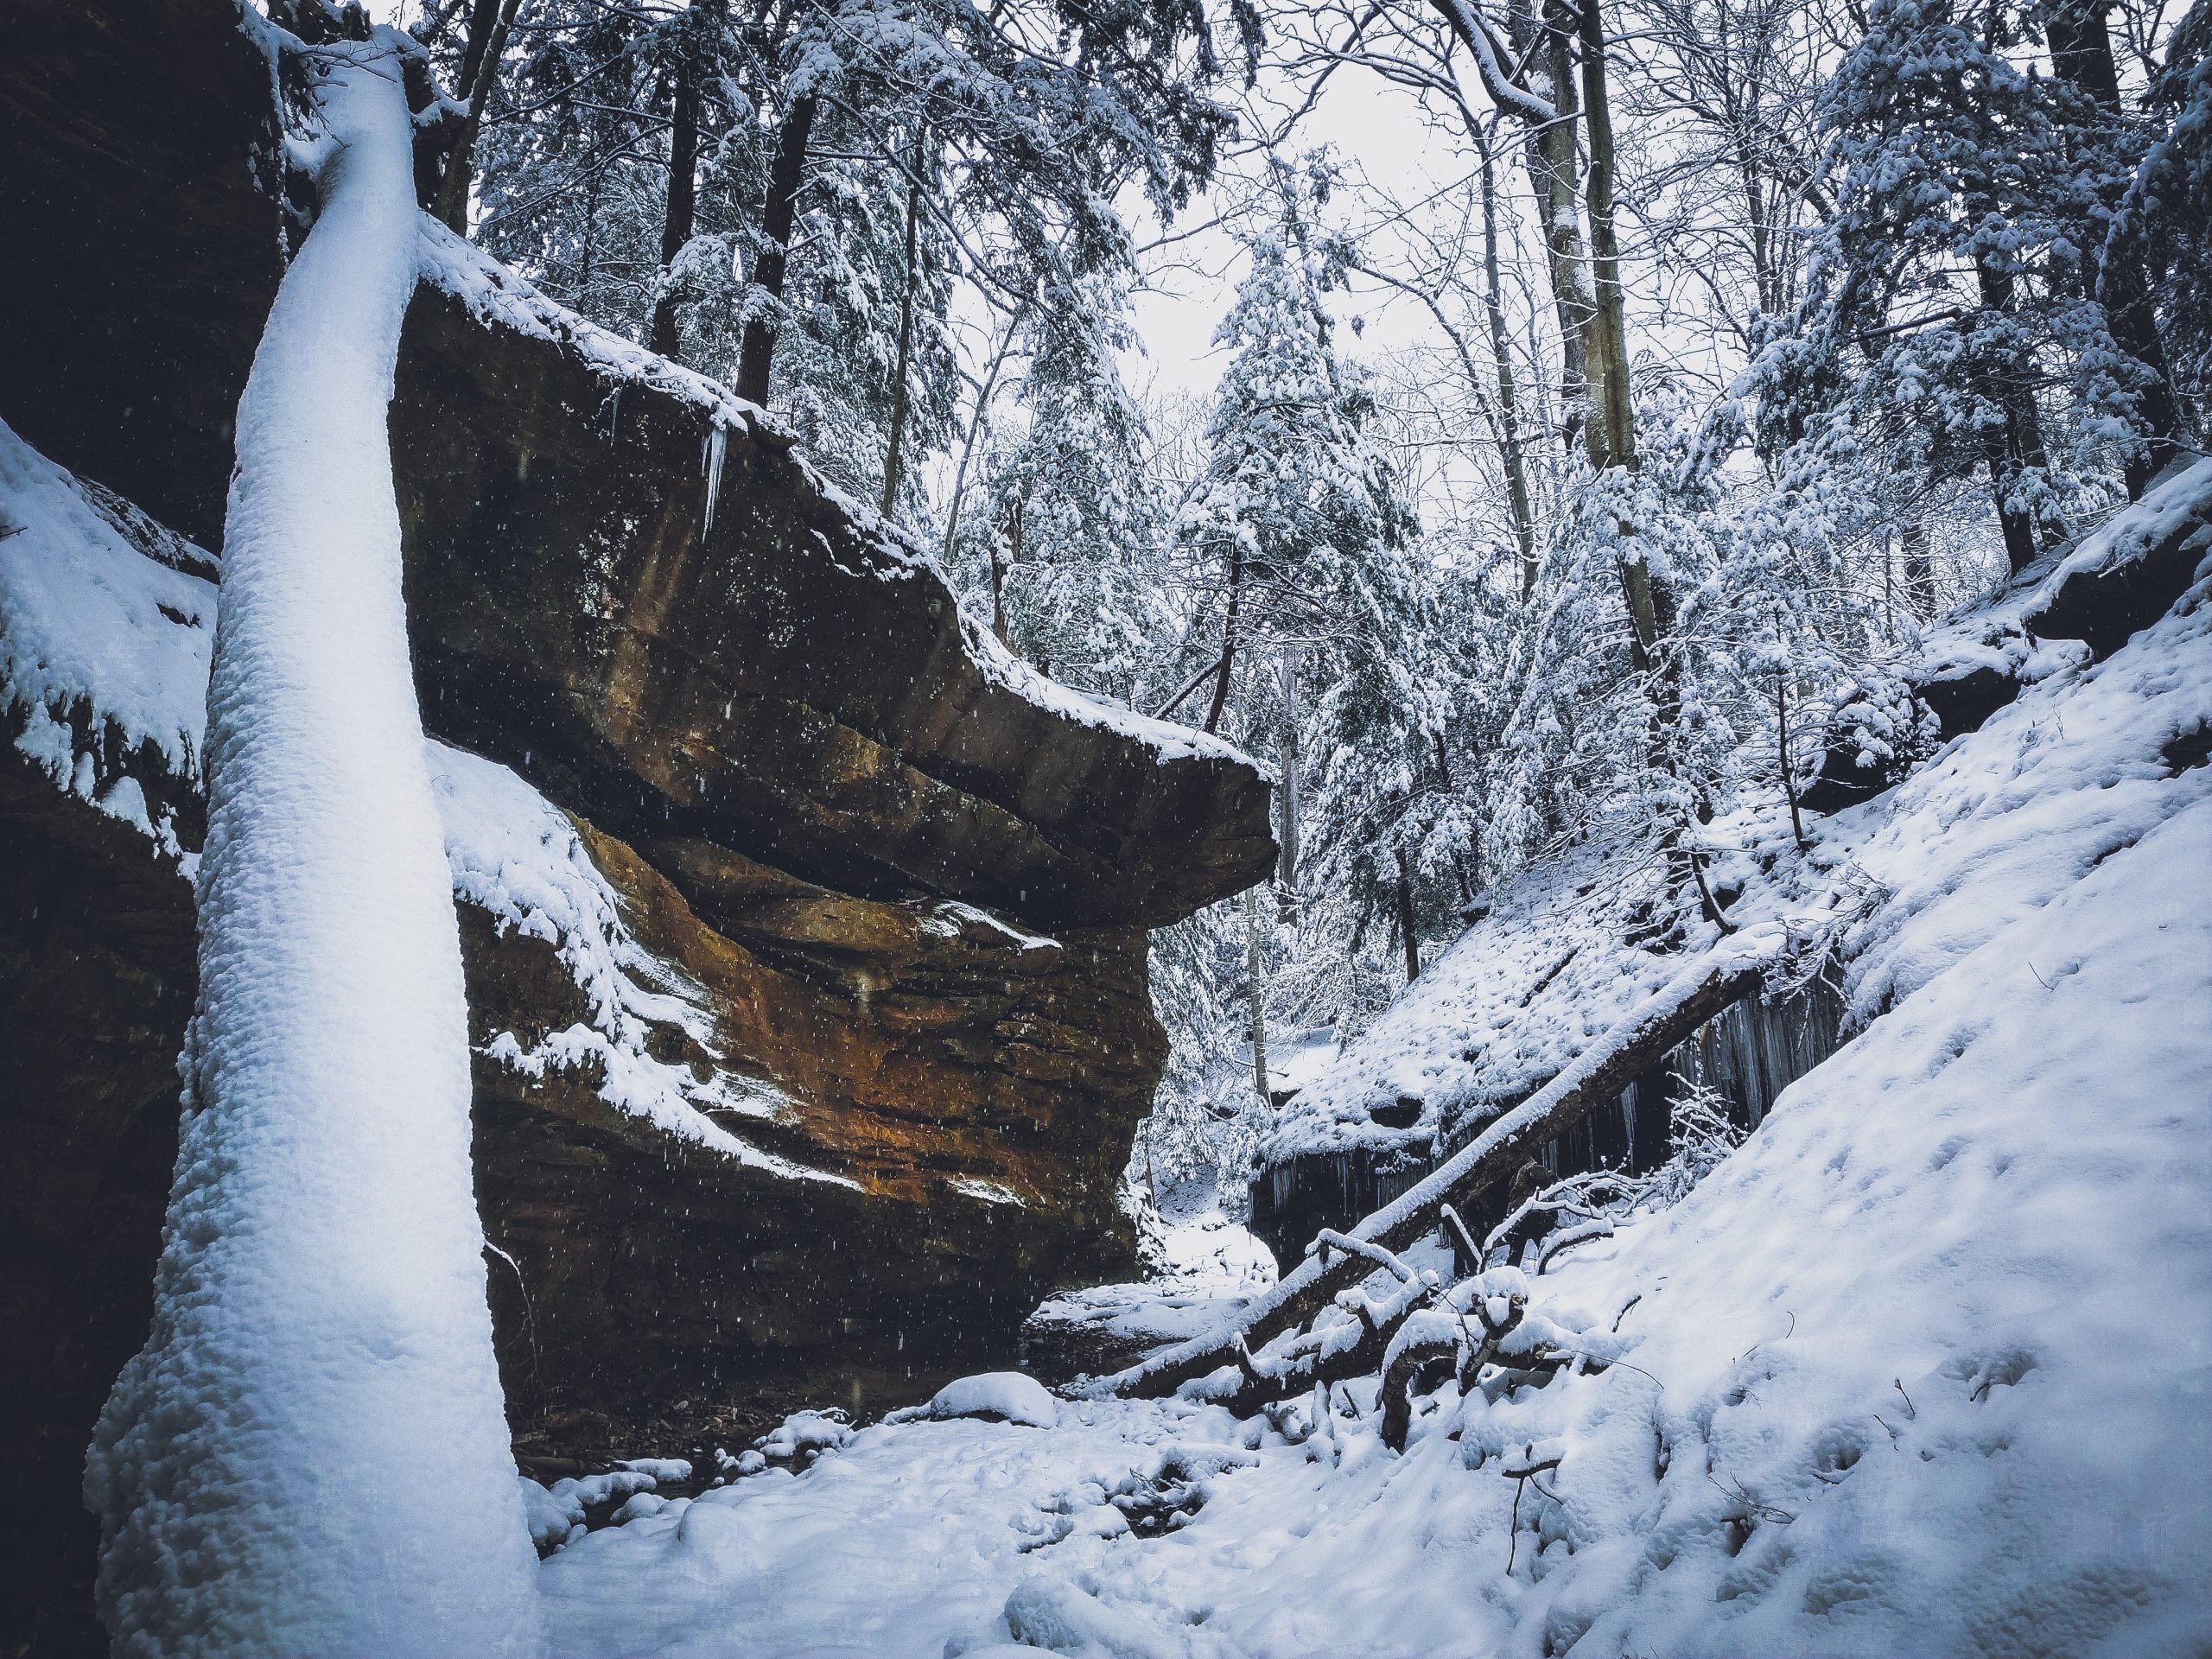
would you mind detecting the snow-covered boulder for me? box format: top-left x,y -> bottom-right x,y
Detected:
930,1372 -> 1061,1428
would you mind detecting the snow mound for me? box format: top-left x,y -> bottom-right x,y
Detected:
756,1410 -> 853,1464
1922,452 -> 2212,682
930,1372 -> 1061,1429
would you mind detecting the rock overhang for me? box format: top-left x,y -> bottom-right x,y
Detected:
0,0 -> 1274,936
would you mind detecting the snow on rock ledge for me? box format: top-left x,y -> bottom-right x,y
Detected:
1,410 -> 823,1181
429,741 -> 850,1185
0,415 -> 213,859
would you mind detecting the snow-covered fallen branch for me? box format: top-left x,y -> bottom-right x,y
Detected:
1085,924 -> 1791,1402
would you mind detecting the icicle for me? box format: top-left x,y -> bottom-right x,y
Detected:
701,420 -> 728,543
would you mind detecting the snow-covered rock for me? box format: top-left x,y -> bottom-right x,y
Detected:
930,1372 -> 1062,1429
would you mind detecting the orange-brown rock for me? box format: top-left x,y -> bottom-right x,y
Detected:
470,814 -> 1174,1424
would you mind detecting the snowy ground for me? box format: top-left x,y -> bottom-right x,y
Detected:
530,484 -> 2212,1657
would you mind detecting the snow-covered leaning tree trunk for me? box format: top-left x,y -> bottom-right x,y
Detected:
85,38 -> 548,1656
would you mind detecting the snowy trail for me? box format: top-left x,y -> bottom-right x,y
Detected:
85,39 -> 547,1656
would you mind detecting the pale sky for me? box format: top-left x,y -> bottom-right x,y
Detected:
1121,60 -> 1465,406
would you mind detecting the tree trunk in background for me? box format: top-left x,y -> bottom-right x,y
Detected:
1473,122 -> 1539,594
989,524 -> 1011,645
433,0 -> 523,235
1512,0 -> 1592,454
940,308 -> 1023,571
2045,0 -> 2180,498
456,0 -> 502,106
1901,521 -> 1936,620
1246,886 -> 1270,1109
993,495 -> 1020,646
648,0 -> 723,359
1974,261 -> 2057,574
1777,662 -> 1807,849
1433,731 -> 1477,902
1202,550 -> 1242,735
1574,0 -> 1689,811
1276,649 -> 1300,924
734,93 -> 817,408
2046,0 -> 2122,107
880,131 -> 925,518
1395,849 -> 1421,983
1577,0 -> 1635,476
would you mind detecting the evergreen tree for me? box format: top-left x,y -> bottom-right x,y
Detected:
1755,0 -> 2183,571
1178,170 -> 1408,743
974,275 -> 1173,699
415,0 -> 1243,519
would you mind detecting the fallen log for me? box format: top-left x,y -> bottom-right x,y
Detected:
1083,923 -> 1792,1402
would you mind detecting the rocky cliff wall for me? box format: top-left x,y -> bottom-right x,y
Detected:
0,3 -> 1271,1652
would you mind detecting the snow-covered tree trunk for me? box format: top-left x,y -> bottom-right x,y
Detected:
1275,648 -> 1301,922
85,40 -> 547,1656
1246,885 -> 1270,1110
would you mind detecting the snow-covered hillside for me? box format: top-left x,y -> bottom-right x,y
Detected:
526,471 -> 2212,1658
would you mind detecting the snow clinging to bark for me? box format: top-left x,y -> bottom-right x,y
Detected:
84,38 -> 547,1655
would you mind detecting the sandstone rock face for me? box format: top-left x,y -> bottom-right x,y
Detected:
0,2 -> 1270,1650
468,818 -> 1174,1439
397,274 -> 1268,929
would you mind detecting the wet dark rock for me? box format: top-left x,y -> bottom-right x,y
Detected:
0,742 -> 194,1659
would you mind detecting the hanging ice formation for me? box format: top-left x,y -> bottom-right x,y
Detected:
702,420 -> 728,542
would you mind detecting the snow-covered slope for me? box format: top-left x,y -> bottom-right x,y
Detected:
1266,461 -> 2212,1176
1256,835 -> 1722,1167
531,477 -> 2212,1658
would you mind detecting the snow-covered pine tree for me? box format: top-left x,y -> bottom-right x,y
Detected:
427,0 -> 1240,520
967,273 -> 1170,700
1137,168 -> 1481,1171
2110,0 -> 2212,442
1177,168 -> 1406,746
1755,0 -> 2181,571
